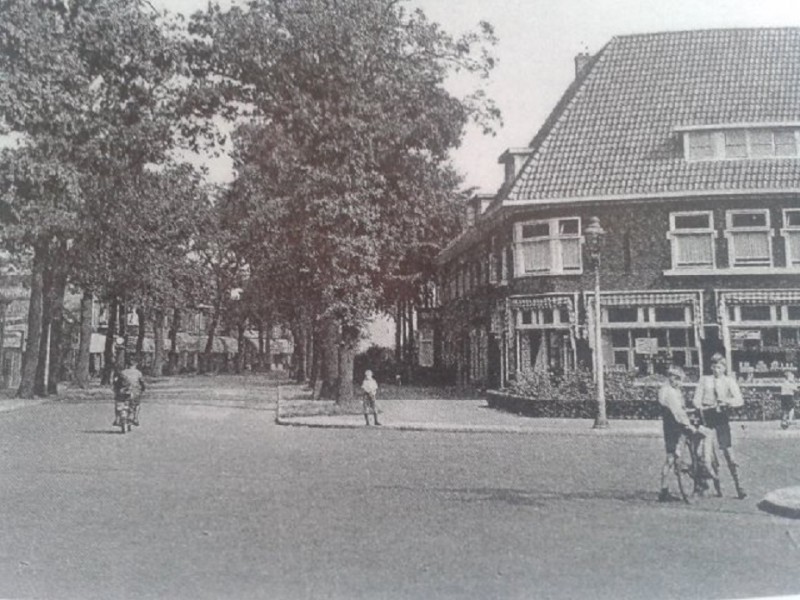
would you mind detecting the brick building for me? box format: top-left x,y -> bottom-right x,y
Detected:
435,29 -> 800,389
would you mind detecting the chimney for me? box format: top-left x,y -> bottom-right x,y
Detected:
498,148 -> 532,190
464,193 -> 495,229
574,52 -> 591,79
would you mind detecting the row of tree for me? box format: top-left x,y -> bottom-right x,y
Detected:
0,0 -> 499,403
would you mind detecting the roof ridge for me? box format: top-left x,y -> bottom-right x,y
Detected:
610,26 -> 800,41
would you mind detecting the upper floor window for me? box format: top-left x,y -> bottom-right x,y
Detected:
514,217 -> 582,275
725,209 -> 773,267
683,126 -> 800,161
782,209 -> 800,268
668,211 -> 715,269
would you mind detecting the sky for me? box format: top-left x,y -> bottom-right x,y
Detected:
154,0 -> 800,194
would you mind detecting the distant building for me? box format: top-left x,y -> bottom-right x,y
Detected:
436,28 -> 800,388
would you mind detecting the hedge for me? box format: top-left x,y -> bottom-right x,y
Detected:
488,370 -> 784,421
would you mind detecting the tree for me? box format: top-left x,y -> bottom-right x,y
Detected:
189,0 -> 499,403
0,0 -> 186,396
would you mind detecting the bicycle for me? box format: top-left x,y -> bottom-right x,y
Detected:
674,408 -> 722,503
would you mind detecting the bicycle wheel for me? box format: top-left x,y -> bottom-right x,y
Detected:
674,436 -> 695,503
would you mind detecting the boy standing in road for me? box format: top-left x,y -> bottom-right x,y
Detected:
692,353 -> 746,499
780,370 -> 798,429
361,369 -> 381,426
658,366 -> 693,502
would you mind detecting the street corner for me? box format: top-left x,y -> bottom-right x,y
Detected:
757,486 -> 800,519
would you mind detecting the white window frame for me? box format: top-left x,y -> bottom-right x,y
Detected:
667,211 -> 717,269
724,209 -> 773,268
514,217 -> 583,276
685,128 -> 800,161
686,131 -> 717,161
781,209 -> 800,268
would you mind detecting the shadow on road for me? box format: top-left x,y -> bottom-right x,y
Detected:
375,484 -> 658,507
81,429 -> 124,435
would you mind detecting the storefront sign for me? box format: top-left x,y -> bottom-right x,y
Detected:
635,337 -> 658,355
731,329 -> 762,341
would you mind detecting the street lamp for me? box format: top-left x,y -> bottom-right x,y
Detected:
584,216 -> 608,429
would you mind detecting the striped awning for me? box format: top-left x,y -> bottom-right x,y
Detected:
509,295 -> 575,311
720,289 -> 800,306
508,295 -> 577,329
598,292 -> 699,307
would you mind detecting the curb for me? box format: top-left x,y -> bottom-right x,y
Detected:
757,487 -> 800,519
274,415 -> 662,438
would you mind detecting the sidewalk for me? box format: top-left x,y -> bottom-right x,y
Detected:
0,397 -> 48,413
276,395 -> 800,440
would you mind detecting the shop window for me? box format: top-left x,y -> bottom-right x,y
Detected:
670,329 -> 687,346
763,328 -> 779,347
515,217 -> 582,275
669,211 -> 715,269
725,210 -> 772,267
611,330 -> 629,347
781,328 -> 799,347
788,306 -> 800,321
606,307 -> 638,323
740,305 -> 772,321
782,209 -> 800,267
655,306 -> 684,322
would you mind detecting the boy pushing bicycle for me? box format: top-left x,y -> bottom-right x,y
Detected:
658,366 -> 693,502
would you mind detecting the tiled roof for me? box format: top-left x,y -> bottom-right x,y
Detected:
507,28 -> 800,203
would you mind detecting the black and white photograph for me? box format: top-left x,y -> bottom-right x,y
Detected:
2,0 -> 800,598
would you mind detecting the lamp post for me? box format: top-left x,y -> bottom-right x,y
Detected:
584,216 -> 608,429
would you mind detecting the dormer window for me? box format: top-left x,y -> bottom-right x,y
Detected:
680,125 -> 800,161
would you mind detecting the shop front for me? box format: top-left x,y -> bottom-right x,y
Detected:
718,289 -> 800,381
509,294 -> 579,378
586,290 -> 705,379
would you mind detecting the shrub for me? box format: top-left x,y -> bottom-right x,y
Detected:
494,369 -> 786,420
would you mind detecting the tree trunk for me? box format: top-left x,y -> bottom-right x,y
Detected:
305,322 -> 314,383
335,324 -> 359,406
136,307 -> 146,366
152,309 -> 165,377
34,258 -> 53,397
290,318 -> 304,382
235,321 -> 246,374
395,299 -> 402,363
257,320 -> 265,371
75,290 -> 93,388
116,299 -> 127,367
47,268 -> 67,395
202,296 -> 221,374
168,307 -> 180,375
101,298 -> 118,385
17,237 -> 47,398
319,317 -> 339,399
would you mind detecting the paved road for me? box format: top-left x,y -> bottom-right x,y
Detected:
1,375 -> 800,599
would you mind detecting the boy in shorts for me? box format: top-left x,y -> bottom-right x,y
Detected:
361,369 -> 380,426
658,366 -> 693,502
780,370 -> 798,429
692,353 -> 746,499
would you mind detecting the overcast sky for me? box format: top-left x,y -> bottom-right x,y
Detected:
154,0 -> 800,193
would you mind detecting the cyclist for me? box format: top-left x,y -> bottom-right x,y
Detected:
692,353 -> 746,499
113,357 -> 146,427
658,366 -> 693,502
